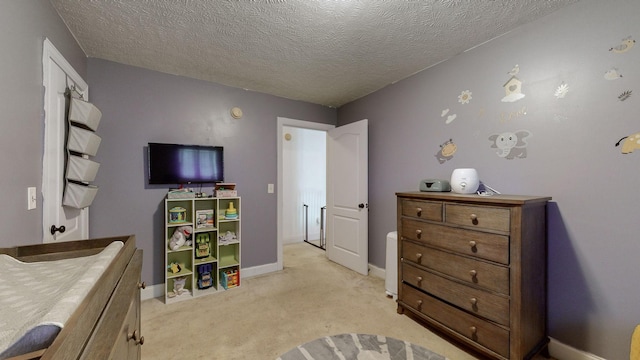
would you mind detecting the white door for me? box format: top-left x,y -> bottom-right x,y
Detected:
42,39 -> 89,243
326,119 -> 368,275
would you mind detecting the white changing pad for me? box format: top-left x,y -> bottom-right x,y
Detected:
0,241 -> 124,359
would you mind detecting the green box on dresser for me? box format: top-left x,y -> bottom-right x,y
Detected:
396,192 -> 551,360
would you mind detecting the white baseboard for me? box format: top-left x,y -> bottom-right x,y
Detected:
141,283 -> 163,301
368,263 -> 386,279
241,262 -> 280,278
548,337 -> 606,360
141,262 -> 281,301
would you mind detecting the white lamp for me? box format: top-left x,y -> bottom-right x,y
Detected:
450,168 -> 479,194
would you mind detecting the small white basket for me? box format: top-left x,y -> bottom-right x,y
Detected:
69,98 -> 101,131
63,182 -> 99,209
66,155 -> 100,182
68,125 -> 102,156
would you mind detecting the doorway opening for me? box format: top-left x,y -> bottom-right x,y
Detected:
281,125 -> 327,251
276,118 -> 334,271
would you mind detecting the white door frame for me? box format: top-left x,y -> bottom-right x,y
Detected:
42,38 -> 90,243
276,117 -> 334,271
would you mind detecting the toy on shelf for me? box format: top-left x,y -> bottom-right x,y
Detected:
225,202 -> 238,219
167,262 -> 182,274
169,225 -> 193,250
167,276 -> 190,298
220,268 -> 239,289
215,183 -> 237,197
218,231 -> 237,245
195,233 -> 211,259
168,206 -> 187,223
196,209 -> 214,228
197,264 -> 214,289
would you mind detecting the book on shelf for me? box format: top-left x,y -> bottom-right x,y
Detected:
195,209 -> 214,229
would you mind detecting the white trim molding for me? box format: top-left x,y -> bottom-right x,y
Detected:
548,337 -> 607,360
142,262 -> 281,301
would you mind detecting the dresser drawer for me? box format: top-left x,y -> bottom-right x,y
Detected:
401,199 -> 442,222
445,204 -> 510,232
402,241 -> 509,295
402,262 -> 509,326
401,283 -> 510,358
401,219 -> 509,264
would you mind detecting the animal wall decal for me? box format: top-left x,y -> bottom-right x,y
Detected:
488,130 -> 532,159
609,36 -> 635,53
615,132 -> 640,154
435,139 -> 457,164
604,67 -> 623,80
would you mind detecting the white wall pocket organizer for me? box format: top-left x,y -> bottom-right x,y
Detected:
63,182 -> 99,209
69,98 -> 101,131
67,126 -> 101,156
63,95 -> 102,209
66,155 -> 100,183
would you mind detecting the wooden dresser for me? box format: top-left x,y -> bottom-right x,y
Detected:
396,192 -> 550,360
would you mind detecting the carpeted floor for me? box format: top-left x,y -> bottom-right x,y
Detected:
140,243 -> 550,359
277,333 -> 447,360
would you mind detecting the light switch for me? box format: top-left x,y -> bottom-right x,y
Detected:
268,184 -> 274,193
28,187 -> 37,210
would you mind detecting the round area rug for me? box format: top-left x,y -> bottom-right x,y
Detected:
276,333 -> 448,360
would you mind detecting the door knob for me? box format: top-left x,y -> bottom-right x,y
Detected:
358,203 -> 365,208
50,225 -> 66,235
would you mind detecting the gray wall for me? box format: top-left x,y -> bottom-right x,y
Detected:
86,58 -> 336,286
0,1 -> 86,245
3,0 -> 637,358
338,0 -> 639,359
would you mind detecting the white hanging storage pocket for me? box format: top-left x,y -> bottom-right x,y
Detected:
67,126 -> 101,156
63,91 -> 102,209
69,98 -> 101,131
66,155 -> 100,183
63,182 -> 99,209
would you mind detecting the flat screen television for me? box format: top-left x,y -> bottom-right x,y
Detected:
148,142 -> 224,185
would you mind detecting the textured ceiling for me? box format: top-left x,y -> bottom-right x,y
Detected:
50,0 -> 579,107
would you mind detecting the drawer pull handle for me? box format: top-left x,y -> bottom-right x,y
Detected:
128,330 -> 145,345
415,229 -> 422,236
415,253 -> 422,260
470,213 -> 478,221
469,240 -> 477,248
470,326 -> 477,334
137,281 -> 146,289
470,297 -> 478,305
416,207 -> 422,216
416,299 -> 423,309
416,276 -> 423,283
469,269 -> 477,277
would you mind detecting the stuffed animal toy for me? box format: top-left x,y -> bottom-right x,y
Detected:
166,275 -> 190,298
169,225 -> 193,250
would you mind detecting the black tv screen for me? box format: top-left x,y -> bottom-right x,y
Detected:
148,142 -> 224,185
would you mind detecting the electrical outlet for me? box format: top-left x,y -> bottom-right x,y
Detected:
28,187 -> 37,210
268,183 -> 274,193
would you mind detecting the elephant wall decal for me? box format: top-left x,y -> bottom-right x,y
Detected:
488,130 -> 532,159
